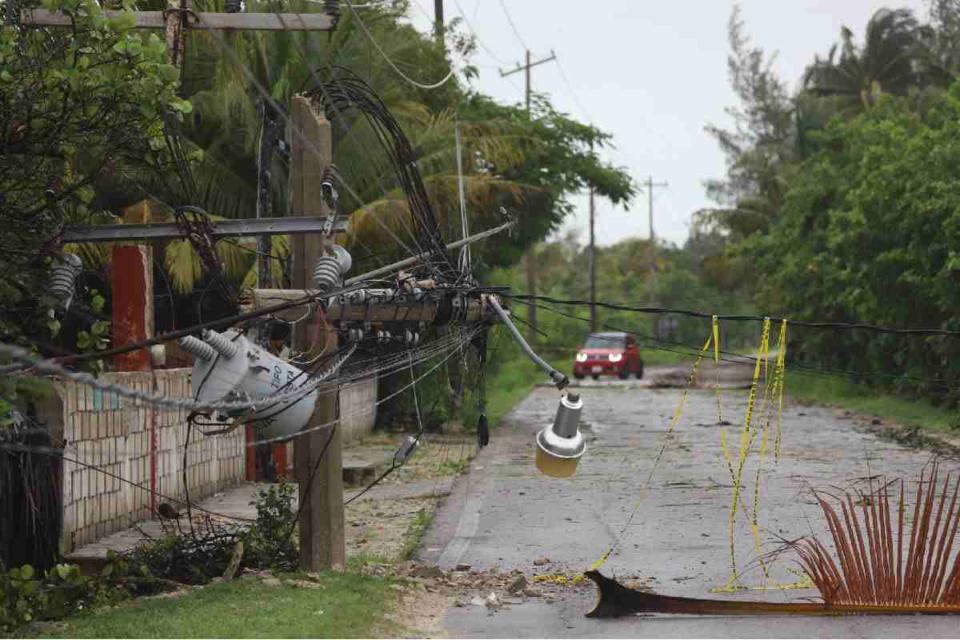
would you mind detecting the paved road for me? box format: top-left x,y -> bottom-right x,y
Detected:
419,384 -> 960,638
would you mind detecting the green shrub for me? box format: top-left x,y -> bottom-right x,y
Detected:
0,563 -> 127,632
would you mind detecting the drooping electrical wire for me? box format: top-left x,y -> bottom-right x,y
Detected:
496,0 -> 528,51
516,298 -> 960,390
504,293 -> 960,337
343,0 -> 457,90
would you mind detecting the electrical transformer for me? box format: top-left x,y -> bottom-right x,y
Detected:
179,329 -> 318,440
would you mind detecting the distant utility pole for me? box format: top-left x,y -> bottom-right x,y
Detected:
642,176 -> 668,302
501,49 -> 556,341
588,188 -> 597,333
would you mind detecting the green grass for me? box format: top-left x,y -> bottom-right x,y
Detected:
399,508 -> 434,561
34,572 -> 402,639
786,373 -> 960,434
641,347 -> 693,366
484,351 -> 568,426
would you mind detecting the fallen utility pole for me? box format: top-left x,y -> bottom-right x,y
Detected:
344,219 -> 515,286
61,216 -> 348,244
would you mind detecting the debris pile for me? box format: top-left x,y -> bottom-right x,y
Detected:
393,561 -> 635,614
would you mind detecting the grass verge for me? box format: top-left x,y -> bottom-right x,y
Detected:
484,350 -> 568,426
400,508 -> 434,561
33,572 -> 402,639
786,373 -> 960,435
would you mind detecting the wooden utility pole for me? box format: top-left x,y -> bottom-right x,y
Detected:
642,176 -> 668,302
501,50 -> 556,341
434,0 -> 444,44
164,0 -> 189,67
255,102 -> 282,334
290,95 -> 345,571
588,188 -> 597,333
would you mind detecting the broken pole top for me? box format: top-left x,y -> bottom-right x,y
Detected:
62,215 -> 349,244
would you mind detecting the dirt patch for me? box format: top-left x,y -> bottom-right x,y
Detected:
387,584 -> 453,638
347,496 -> 438,559
345,434 -> 476,562
355,433 -> 475,485
867,421 -> 960,458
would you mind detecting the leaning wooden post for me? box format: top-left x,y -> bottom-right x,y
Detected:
164,0 -> 189,68
290,95 -> 345,571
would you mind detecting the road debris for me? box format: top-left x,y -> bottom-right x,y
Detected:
393,562 -> 593,614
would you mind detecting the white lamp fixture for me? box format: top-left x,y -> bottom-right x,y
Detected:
535,392 -> 586,478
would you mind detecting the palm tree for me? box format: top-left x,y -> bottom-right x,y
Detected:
89,1 -> 630,320
803,8 -> 924,112
157,2 -> 559,293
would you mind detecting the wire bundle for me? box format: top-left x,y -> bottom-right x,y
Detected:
305,69 -> 455,282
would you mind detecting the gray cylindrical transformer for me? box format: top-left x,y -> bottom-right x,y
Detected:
181,329 -> 318,440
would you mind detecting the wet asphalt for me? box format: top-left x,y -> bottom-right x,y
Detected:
418,382 -> 960,638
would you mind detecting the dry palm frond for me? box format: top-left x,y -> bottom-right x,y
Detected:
587,464 -> 960,618
795,463 -> 960,609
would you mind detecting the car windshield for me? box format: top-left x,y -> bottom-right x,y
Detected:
584,334 -> 625,349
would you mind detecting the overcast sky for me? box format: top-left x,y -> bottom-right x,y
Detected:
405,0 -> 927,247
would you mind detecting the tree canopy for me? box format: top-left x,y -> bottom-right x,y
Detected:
705,1 -> 960,407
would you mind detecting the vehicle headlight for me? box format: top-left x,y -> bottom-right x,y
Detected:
608,353 -> 623,363
576,352 -> 588,363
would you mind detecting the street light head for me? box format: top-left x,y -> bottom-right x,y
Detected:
535,392 -> 586,478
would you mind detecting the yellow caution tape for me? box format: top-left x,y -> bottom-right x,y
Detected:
712,315 -> 723,425
721,318 -> 769,591
773,319 -> 788,461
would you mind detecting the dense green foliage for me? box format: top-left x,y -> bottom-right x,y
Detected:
0,0 -> 185,409
489,233 -> 757,359
0,563 -> 130,631
705,1 -> 960,408
0,5 -> 170,403
0,482 -> 298,633
746,87 -> 960,403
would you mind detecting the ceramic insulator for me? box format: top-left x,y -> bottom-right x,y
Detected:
201,329 -> 240,359
178,336 -> 216,362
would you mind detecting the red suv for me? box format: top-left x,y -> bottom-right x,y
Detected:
573,332 -> 644,380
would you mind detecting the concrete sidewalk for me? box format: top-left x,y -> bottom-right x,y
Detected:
67,432 -> 474,567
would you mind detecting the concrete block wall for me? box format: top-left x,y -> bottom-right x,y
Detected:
339,376 -> 378,443
51,369 -> 244,553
